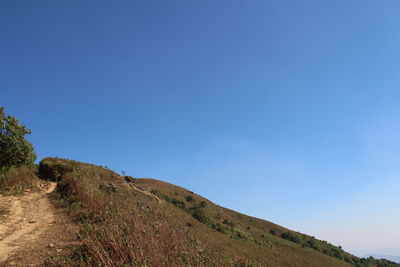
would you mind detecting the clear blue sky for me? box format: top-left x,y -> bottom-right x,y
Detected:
2,0 -> 400,257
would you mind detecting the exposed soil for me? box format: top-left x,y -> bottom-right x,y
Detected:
127,183 -> 163,204
0,182 -> 79,266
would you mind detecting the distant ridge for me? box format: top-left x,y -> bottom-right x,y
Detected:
363,254 -> 400,264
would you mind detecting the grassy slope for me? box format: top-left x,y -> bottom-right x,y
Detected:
14,157 -> 397,266
137,178 -> 350,267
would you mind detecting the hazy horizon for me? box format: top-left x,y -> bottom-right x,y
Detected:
2,1 -> 400,258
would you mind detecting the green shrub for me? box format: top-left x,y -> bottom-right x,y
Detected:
0,107 -> 36,171
223,219 -> 235,229
302,239 -> 318,250
39,158 -> 75,181
233,228 -> 252,241
280,232 -> 302,243
171,199 -> 186,209
211,223 -> 225,233
269,229 -> 277,235
99,183 -> 117,194
189,206 -> 209,224
151,190 -> 186,209
198,201 -> 207,208
186,195 -> 195,203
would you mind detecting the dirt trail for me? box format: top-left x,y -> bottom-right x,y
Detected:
0,183 -> 57,264
128,183 -> 164,204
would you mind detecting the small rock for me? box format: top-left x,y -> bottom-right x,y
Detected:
48,243 -> 55,248
8,261 -> 16,266
28,220 -> 37,223
137,202 -> 150,211
3,215 -> 7,218
24,189 -> 31,192
56,248 -> 62,253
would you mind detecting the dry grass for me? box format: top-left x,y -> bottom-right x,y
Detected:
39,158 -> 399,267
0,165 -> 40,195
43,158 -> 215,266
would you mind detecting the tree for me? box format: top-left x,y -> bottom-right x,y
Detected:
0,107 -> 36,171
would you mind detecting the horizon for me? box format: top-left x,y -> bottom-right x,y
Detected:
2,1 -> 400,258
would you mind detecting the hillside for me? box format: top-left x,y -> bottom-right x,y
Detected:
0,158 -> 398,266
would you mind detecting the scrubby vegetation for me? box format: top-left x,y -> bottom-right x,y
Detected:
0,165 -> 41,195
151,189 -> 212,226
36,157 -> 400,267
41,158 -> 228,266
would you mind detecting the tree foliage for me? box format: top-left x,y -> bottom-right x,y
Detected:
0,107 -> 36,171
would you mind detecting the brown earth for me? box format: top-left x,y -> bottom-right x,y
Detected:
0,182 -> 79,267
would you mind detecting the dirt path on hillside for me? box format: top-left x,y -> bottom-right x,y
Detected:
0,183 -> 79,266
0,183 -> 56,263
128,183 -> 164,204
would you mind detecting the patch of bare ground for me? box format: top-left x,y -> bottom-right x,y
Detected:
0,182 -> 79,267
